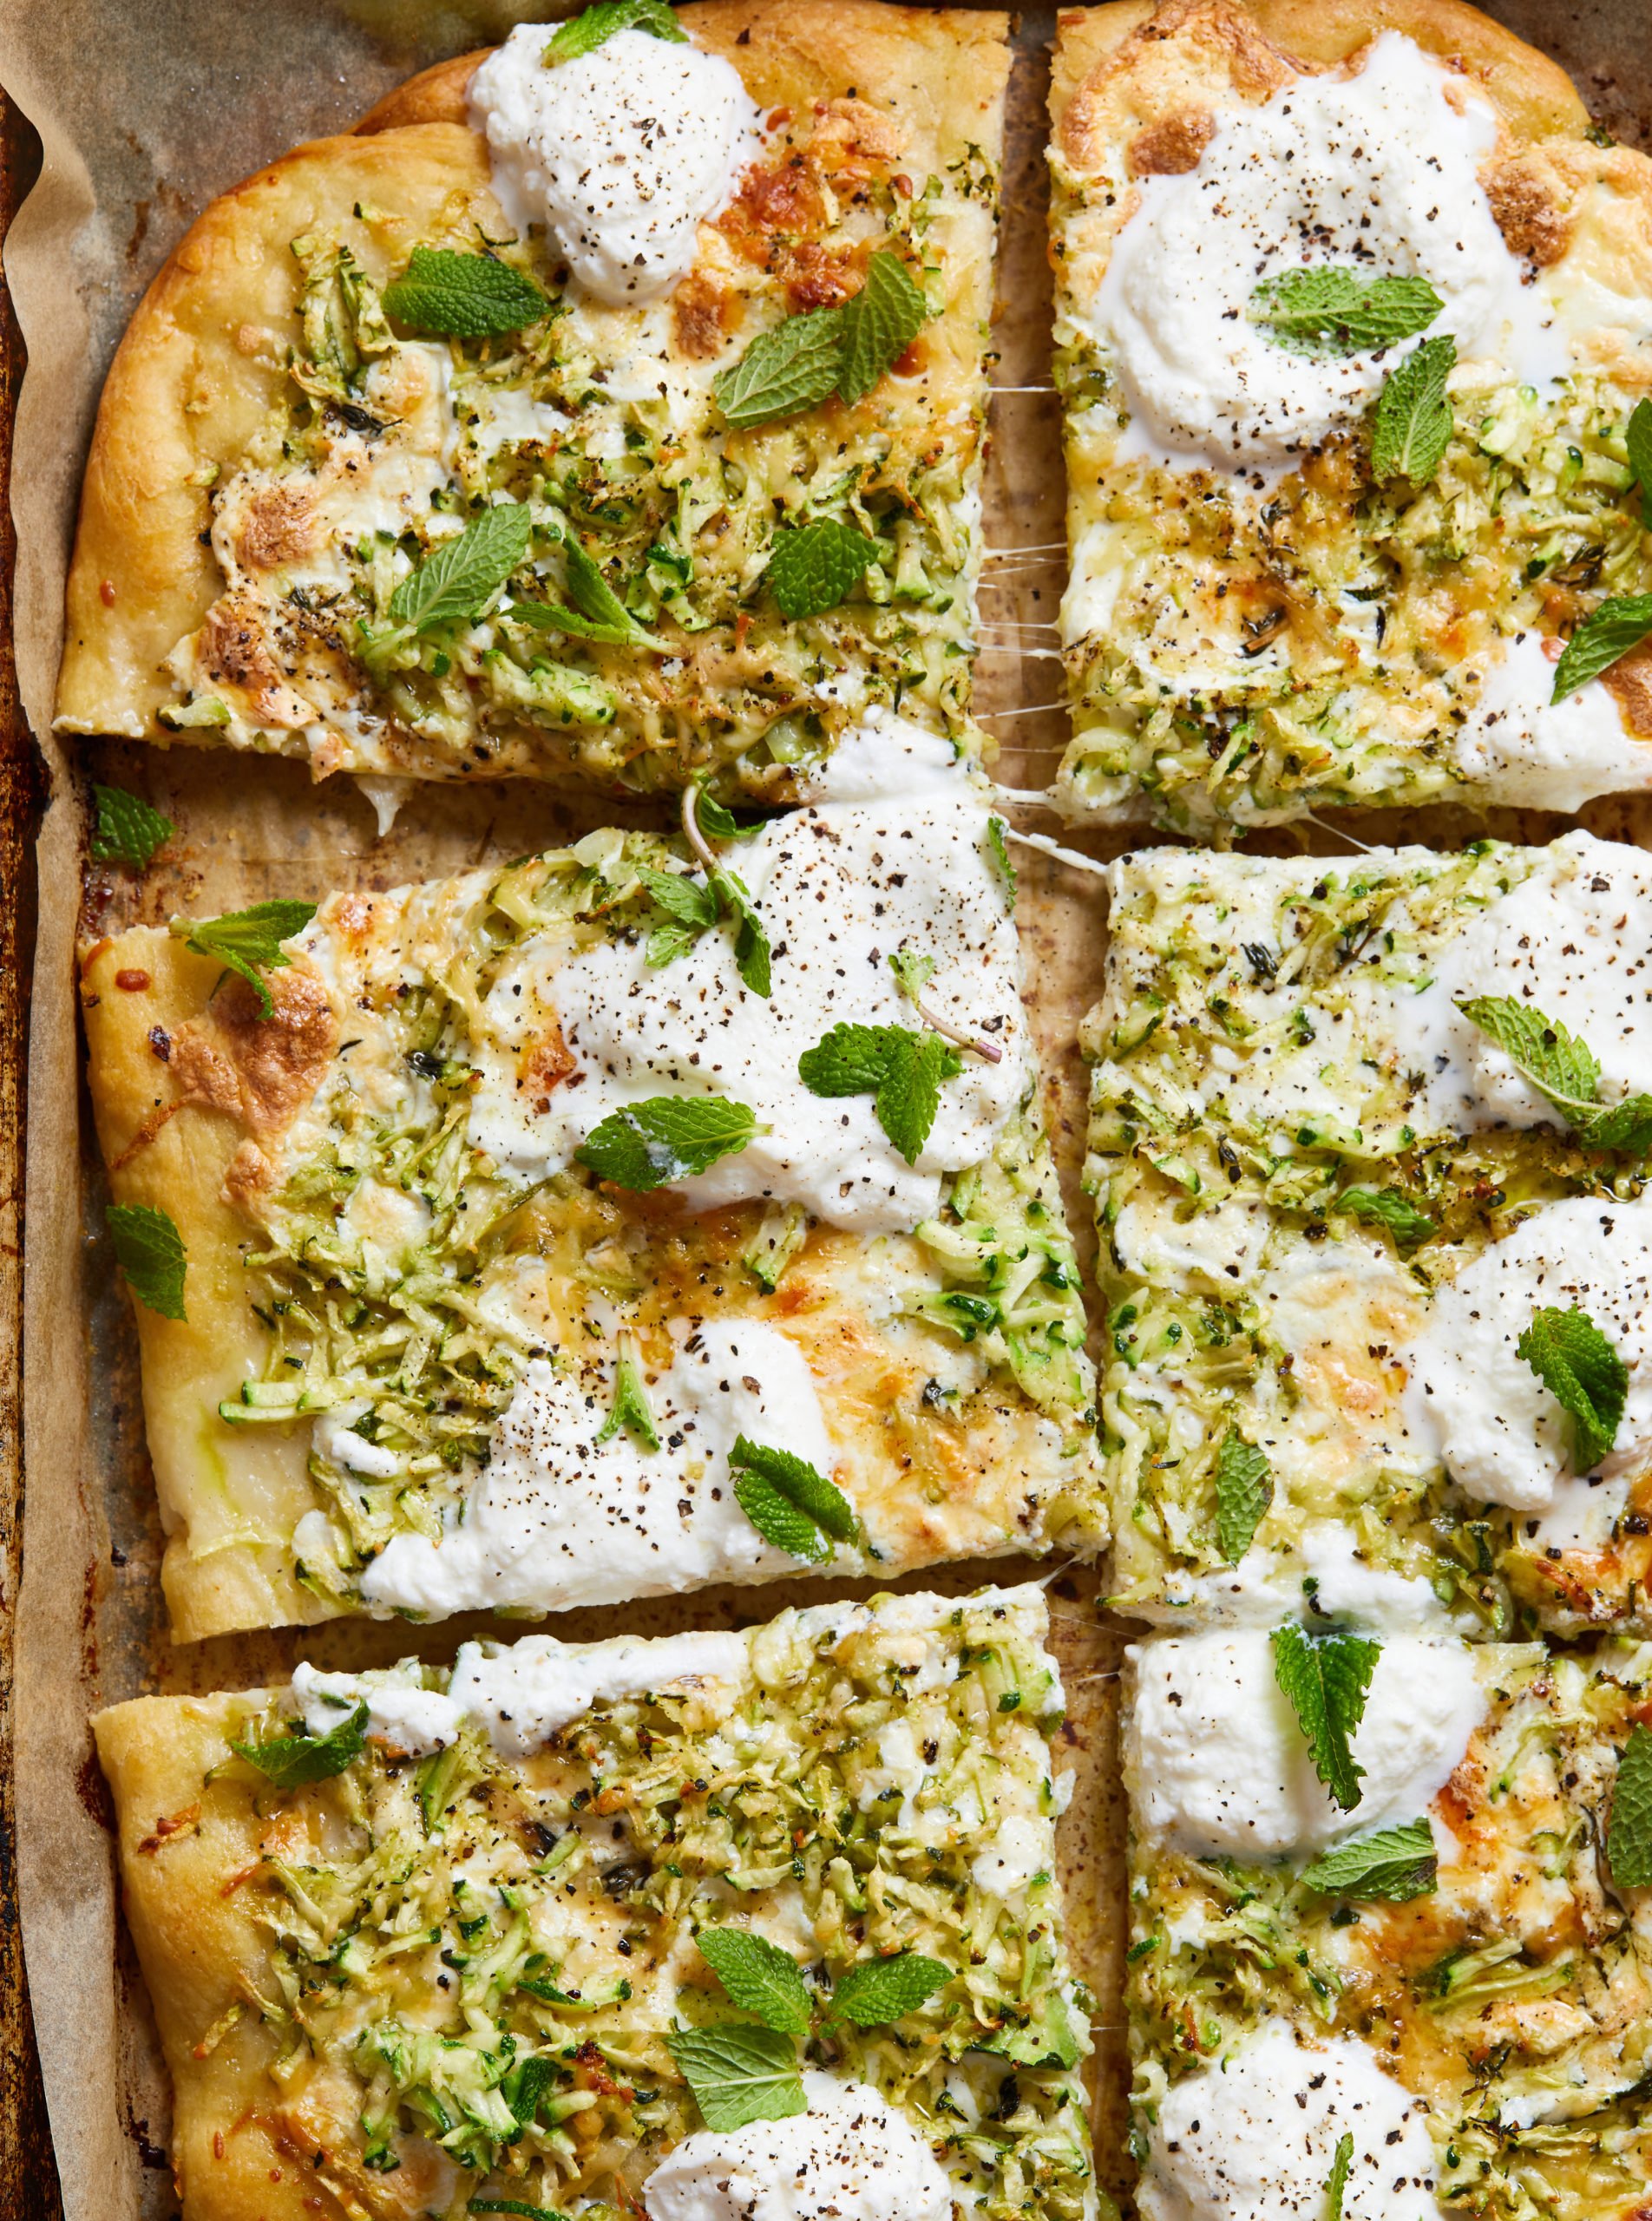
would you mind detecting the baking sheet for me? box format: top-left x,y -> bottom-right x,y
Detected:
3,2 -> 1648,2215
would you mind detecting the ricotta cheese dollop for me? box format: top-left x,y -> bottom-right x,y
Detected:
1128,1625 -> 1485,1858
469,23 -> 763,305
1137,2024 -> 1446,2221
1089,32 -> 1559,471
644,2073 -> 954,2221
1402,1187 -> 1652,1510
359,1319 -> 848,1616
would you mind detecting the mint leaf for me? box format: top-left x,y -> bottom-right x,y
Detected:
766,519 -> 875,621
696,1929 -> 812,2034
1456,993 -> 1601,1112
695,791 -> 759,842
1517,1305 -> 1626,1473
1371,333 -> 1455,483
107,1202 -> 187,1321
836,250 -> 929,405
576,1096 -> 758,1190
386,505 -> 533,639
558,531 -> 660,647
1606,1720 -> 1652,1887
1213,1428 -> 1271,1566
1300,1820 -> 1439,1902
1325,2132 -> 1354,2221
665,2025 -> 805,2133
90,783 -> 174,868
1270,1624 -> 1380,1812
639,864 -> 770,996
233,1700 -> 367,1789
596,1341 -> 658,1451
1552,593 -> 1652,701
731,1434 -> 857,1564
828,1952 -> 950,2027
719,876 -> 771,999
546,0 -> 686,62
798,1021 -> 963,1165
1250,267 -> 1442,356
888,949 -> 936,1001
1334,1185 -> 1435,1250
987,816 -> 1017,911
169,898 -> 318,1019
1578,1094 -> 1652,1154
640,865 -> 719,947
734,1472 -> 832,1561
1627,397 -> 1652,529
714,308 -> 844,429
384,247 -> 551,337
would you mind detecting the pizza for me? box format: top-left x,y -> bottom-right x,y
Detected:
1085,831 -> 1652,1635
1048,0 -> 1652,834
56,2 -> 1009,808
93,1584 -> 1096,2221
81,744 -> 1101,1640
1123,1619 -> 1652,2221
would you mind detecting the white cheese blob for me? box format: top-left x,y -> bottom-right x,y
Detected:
469,24 -> 763,305
468,789 -> 1028,1236
970,1812 -> 1048,1897
1402,1188 -> 1652,1510
1089,33 -> 1560,471
1409,830 -> 1652,1133
292,1661 -> 463,1755
1162,1520 -> 1457,1633
1127,1626 -> 1484,1858
1446,632 -> 1652,810
1137,2024 -> 1446,2221
644,2073 -> 953,2221
795,707 -> 970,805
359,1319 -> 849,1615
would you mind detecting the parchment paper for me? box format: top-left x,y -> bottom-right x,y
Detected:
2,3 -> 1647,2215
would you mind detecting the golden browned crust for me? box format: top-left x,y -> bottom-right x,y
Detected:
56,2 -> 1012,754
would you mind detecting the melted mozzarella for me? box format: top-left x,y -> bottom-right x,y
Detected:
469,24 -> 762,305
1138,2025 -> 1446,2221
1402,1188 -> 1652,1510
1446,633 -> 1652,811
1087,34 -> 1561,473
644,2074 -> 954,2221
794,706 -> 967,804
1128,1627 -> 1484,1858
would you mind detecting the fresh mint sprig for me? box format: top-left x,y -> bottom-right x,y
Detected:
169,899 -> 318,1019
1607,1720 -> 1652,1887
714,250 -> 929,429
384,247 -> 552,337
1271,1624 -> 1380,1812
1551,593 -> 1652,703
730,1435 -> 858,1564
90,783 -> 174,869
665,2026 -> 805,2133
1212,1428 -> 1272,1566
798,1021 -> 963,1166
107,1202 -> 187,1322
1625,396 -> 1652,529
377,504 -> 534,648
1249,267 -> 1442,357
575,1096 -> 759,1190
765,518 -> 876,620
1370,333 -> 1456,484
1517,1305 -> 1626,1474
546,0 -> 685,63
595,1336 -> 659,1450
1299,1819 -> 1439,1902
233,1700 -> 368,1789
1457,994 -> 1652,1153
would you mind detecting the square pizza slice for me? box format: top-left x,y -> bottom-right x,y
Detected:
83,745 -> 1100,1640
1085,830 -> 1652,1635
57,1 -> 1009,808
93,1584 -> 1095,2221
1048,0 -> 1652,835
1123,1617 -> 1652,2221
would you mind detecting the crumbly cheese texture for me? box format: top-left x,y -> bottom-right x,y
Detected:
1048,3 -> 1652,834
94,1586 -> 1096,2221
1126,1640 -> 1652,2221
1085,834 -> 1652,1635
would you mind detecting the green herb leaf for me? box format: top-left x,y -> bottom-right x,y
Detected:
546,0 -> 686,62
765,519 -> 876,621
596,1340 -> 659,1451
639,862 -> 770,997
1458,993 -> 1652,1153
828,1951 -> 950,2027
695,1929 -> 813,2034
576,1096 -> 759,1190
714,308 -> 844,429
730,1434 -> 858,1564
559,531 -> 661,647
1334,1185 -> 1436,1250
639,866 -> 719,940
1552,593 -> 1652,701
695,791 -> 759,842
1271,1624 -> 1380,1812
733,1473 -> 831,1561
1213,1428 -> 1272,1566
1250,267 -> 1443,356
107,1202 -> 187,1321
470,2200 -> 569,2221
836,249 -> 929,404
169,898 -> 318,1019
1627,396 -> 1652,529
386,504 -> 534,639
1517,1305 -> 1627,1473
1606,1720 -> 1652,1887
383,246 -> 552,337
711,869 -> 772,998
1300,1820 -> 1439,1902
665,2024 -> 806,2133
888,948 -> 936,1001
1370,332 -> 1456,483
798,1021 -> 963,1165
233,1700 -> 367,1789
90,783 -> 174,868
1325,2132 -> 1354,2221
987,816 -> 1017,911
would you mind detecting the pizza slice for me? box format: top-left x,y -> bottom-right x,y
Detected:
1124,1618 -> 1652,2220
1085,830 -> 1652,1634
93,1584 -> 1095,2221
57,1 -> 1008,808
82,744 -> 1100,1640
1048,0 -> 1652,835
